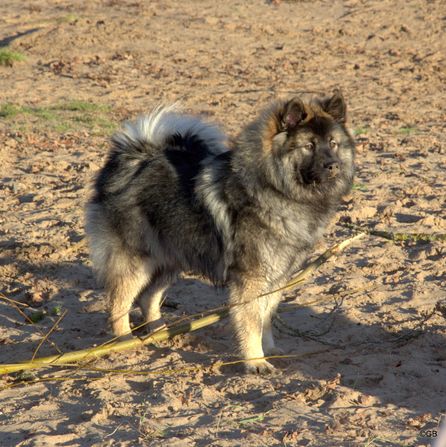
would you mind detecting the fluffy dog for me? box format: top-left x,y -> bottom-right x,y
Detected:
85,91 -> 355,373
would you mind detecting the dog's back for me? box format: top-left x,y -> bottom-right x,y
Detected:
93,104 -> 228,203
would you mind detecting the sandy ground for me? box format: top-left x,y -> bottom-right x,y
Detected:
1,1 -> 445,446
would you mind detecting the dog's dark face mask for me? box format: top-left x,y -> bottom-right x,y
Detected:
293,122 -> 345,186
267,91 -> 355,199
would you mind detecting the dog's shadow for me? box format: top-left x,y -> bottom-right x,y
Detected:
1,250 -> 445,434
0,245 -> 229,361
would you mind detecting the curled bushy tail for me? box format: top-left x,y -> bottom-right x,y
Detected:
111,104 -> 228,156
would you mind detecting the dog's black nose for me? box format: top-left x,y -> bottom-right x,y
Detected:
324,162 -> 340,178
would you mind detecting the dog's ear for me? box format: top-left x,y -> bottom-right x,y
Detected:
321,89 -> 347,123
282,97 -> 306,131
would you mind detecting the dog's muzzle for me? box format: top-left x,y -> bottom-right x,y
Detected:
324,161 -> 340,179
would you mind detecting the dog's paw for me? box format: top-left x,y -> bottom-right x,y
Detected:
245,359 -> 276,374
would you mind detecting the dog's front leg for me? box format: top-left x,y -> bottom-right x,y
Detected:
229,279 -> 275,374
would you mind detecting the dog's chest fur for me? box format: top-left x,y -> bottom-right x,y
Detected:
200,165 -> 333,286
238,199 -> 331,285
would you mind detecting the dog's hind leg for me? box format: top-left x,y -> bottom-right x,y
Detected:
261,292 -> 283,356
138,269 -> 178,333
86,203 -> 153,337
106,252 -> 153,338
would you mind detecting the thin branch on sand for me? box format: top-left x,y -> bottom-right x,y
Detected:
31,310 -> 67,361
339,222 -> 446,243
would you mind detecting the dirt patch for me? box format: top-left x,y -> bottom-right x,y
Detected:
1,0 -> 445,446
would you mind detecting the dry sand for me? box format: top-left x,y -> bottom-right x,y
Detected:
0,1 -> 445,446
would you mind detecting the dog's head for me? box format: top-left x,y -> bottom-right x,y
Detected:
255,90 -> 355,200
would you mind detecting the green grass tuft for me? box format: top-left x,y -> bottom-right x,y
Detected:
56,13 -> 80,24
0,47 -> 26,66
0,103 -> 22,118
353,127 -> 369,136
352,183 -> 368,192
399,126 -> 417,135
28,310 -> 45,323
33,108 -> 58,121
0,100 -> 116,135
50,305 -> 63,316
58,100 -> 110,113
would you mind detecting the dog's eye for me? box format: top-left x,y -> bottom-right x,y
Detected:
305,142 -> 315,151
329,139 -> 338,151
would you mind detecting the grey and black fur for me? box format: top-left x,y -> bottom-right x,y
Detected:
85,91 -> 355,373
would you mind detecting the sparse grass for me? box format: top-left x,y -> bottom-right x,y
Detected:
53,122 -> 76,133
50,305 -> 63,316
33,108 -> 59,121
28,310 -> 45,324
73,115 -> 94,124
56,13 -> 80,24
352,183 -> 368,192
0,47 -> 26,66
237,413 -> 266,426
353,126 -> 369,136
58,100 -> 110,113
0,100 -> 116,135
399,126 -> 417,135
0,103 -> 22,118
137,402 -> 168,440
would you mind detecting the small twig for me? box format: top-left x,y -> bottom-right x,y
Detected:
31,310 -> 67,361
105,424 -> 123,438
282,285 -> 372,308
391,304 -> 442,345
274,289 -> 348,345
0,293 -> 29,307
337,8 -> 368,20
273,313 -> 341,347
339,222 -> 446,243
0,293 -> 63,355
0,294 -> 33,322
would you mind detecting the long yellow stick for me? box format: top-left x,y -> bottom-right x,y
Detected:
0,233 -> 364,375
0,313 -> 226,375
